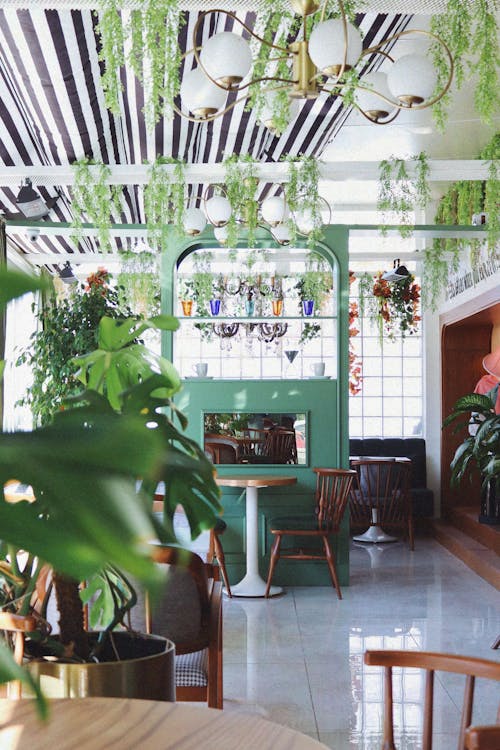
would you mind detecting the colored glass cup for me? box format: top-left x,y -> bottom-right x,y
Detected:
181,299 -> 193,316
272,299 -> 283,316
302,300 -> 314,316
210,299 -> 221,316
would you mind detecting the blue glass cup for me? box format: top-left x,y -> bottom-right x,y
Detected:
210,299 -> 221,316
302,300 -> 314,316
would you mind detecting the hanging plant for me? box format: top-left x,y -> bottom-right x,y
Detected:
95,0 -> 124,116
96,0 -> 184,129
117,247 -> 160,318
223,155 -> 259,248
430,0 -> 499,130
481,133 -> 500,253
247,11 -> 294,136
359,271 -> 421,344
377,153 -> 430,238
423,132 -> 499,310
144,157 -> 185,249
70,158 -> 122,251
298,322 -> 321,347
285,156 -> 323,249
369,273 -> 421,343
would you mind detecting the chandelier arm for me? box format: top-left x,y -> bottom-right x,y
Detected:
354,104 -> 401,125
172,94 -> 249,123
192,9 -> 292,93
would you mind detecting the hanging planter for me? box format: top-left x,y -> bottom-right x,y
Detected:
368,271 -> 421,343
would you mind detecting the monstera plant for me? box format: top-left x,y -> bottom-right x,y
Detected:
0,267 -> 221,712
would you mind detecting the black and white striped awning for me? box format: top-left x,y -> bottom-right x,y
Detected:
0,5 -> 412,261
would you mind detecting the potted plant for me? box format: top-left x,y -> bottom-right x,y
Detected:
16,268 -> 130,426
0,267 -> 221,707
178,278 -> 195,316
443,388 -> 500,525
209,275 -> 225,316
295,257 -> 332,317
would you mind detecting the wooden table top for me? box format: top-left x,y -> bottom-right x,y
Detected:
215,474 -> 298,488
0,699 -> 329,750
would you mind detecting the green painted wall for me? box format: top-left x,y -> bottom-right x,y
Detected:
162,225 -> 351,586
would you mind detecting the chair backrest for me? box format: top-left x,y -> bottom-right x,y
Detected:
365,650 -> 500,750
144,546 -> 211,653
204,433 -> 240,464
313,467 -> 357,531
465,725 -> 500,750
271,428 -> 298,464
350,458 -> 412,524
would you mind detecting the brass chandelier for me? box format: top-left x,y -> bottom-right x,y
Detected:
177,0 -> 454,129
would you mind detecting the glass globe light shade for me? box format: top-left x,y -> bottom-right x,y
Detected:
261,195 -> 288,227
257,93 -> 300,133
294,207 -> 315,236
214,225 -> 229,245
180,67 -> 227,117
387,54 -> 438,104
200,32 -> 252,86
205,195 -> 232,226
183,207 -> 207,236
272,224 -> 291,245
356,71 -> 395,120
308,19 -> 363,76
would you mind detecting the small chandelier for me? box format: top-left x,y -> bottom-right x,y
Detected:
182,188 -> 331,246
177,0 -> 453,129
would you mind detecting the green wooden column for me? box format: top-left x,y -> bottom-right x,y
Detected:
161,225 -> 351,586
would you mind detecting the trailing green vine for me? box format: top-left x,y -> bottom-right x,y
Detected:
430,0 -> 499,130
144,157 -> 185,249
423,132 -> 499,310
95,0 -> 124,117
96,0 -> 184,128
377,152 -> 431,238
70,158 -> 122,251
285,156 -> 323,249
117,248 -> 160,318
223,154 -> 259,248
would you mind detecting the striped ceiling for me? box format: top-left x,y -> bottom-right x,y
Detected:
0,5 -> 412,261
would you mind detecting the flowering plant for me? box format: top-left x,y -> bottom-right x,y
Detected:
348,271 -> 362,396
371,272 -> 421,341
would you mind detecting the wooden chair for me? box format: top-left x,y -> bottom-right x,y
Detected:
143,545 -> 223,709
265,468 -> 356,599
271,427 -> 298,464
207,518 -> 232,597
364,650 -> 500,750
0,612 -> 37,698
203,433 -> 240,464
465,725 -> 500,750
349,457 -> 414,549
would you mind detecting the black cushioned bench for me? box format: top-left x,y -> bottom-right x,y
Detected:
349,438 -> 434,518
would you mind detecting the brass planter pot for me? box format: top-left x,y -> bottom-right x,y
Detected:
27,631 -> 175,701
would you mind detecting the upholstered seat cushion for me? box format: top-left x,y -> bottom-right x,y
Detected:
176,649 -> 208,687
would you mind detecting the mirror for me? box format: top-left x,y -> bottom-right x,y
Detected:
203,412 -> 307,465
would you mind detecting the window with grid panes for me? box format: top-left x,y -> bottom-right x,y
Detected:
348,260 -> 423,438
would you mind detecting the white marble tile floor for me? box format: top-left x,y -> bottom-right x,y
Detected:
220,538 -> 500,749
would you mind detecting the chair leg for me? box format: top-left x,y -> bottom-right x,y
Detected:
323,536 -> 342,599
213,532 -> 232,598
265,534 -> 282,598
408,517 -> 415,551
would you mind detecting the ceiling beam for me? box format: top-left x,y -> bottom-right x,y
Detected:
0,160 -> 494,188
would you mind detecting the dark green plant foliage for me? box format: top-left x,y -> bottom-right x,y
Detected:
16,279 -> 131,426
443,391 -> 500,489
1,268 -> 221,707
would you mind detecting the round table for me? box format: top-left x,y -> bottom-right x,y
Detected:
0,699 -> 329,749
215,474 -> 297,597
